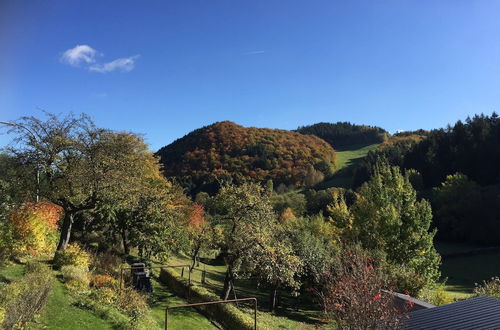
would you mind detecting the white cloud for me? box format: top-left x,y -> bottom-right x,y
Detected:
89,55 -> 140,73
61,45 -> 98,66
61,45 -> 139,73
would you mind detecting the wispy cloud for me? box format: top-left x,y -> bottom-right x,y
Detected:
61,45 -> 98,66
89,55 -> 140,73
60,45 -> 139,73
243,50 -> 266,55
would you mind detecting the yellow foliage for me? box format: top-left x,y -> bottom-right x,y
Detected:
54,244 -> 91,269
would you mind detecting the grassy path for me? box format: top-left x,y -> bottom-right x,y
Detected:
36,279 -> 113,330
149,277 -> 217,330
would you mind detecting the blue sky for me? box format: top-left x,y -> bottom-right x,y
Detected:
1,0 -> 500,150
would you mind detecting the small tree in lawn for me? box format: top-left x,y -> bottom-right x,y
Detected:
316,245 -> 403,329
185,203 -> 212,270
210,182 -> 276,300
252,236 -> 302,312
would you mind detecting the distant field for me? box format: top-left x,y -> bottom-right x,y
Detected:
335,143 -> 380,170
436,242 -> 500,300
317,143 -> 379,189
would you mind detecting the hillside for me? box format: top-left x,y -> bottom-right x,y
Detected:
297,122 -> 389,149
156,121 -> 337,193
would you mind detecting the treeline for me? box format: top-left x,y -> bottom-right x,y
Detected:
157,121 -> 337,194
353,113 -> 500,245
297,121 -> 389,149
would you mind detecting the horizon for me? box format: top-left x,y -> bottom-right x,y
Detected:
2,1 -> 500,150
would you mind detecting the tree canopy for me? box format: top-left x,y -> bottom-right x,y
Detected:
4,113 -> 175,250
297,121 -> 388,149
156,121 -> 337,194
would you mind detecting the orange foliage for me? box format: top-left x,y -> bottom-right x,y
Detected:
279,207 -> 296,224
187,203 -> 205,229
91,274 -> 118,288
157,121 -> 337,191
7,201 -> 62,256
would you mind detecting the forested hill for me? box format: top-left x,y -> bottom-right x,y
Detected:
297,122 -> 389,149
156,121 -> 337,194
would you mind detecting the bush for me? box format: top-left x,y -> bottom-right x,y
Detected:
0,262 -> 53,329
90,287 -> 117,305
61,265 -> 90,290
91,274 -> 118,289
91,252 -> 123,277
115,287 -> 149,325
54,243 -> 91,269
418,286 -> 452,306
474,277 -> 500,299
384,264 -> 429,297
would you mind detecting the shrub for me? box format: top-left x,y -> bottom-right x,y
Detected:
418,285 -> 452,306
91,274 -> 118,289
91,252 -> 123,277
6,202 -> 61,258
54,243 -> 91,269
61,265 -> 90,290
0,262 -> 53,329
384,264 -> 429,296
474,277 -> 500,299
90,287 -> 117,305
115,287 -> 149,325
315,246 -> 403,329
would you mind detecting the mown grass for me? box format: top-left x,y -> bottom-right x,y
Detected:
436,242 -> 500,300
0,262 -> 25,281
317,143 -> 379,189
165,255 -> 321,329
335,143 -> 380,171
36,278 -> 114,330
149,277 -> 216,330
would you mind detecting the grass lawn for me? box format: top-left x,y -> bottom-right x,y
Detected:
0,262 -> 25,281
435,241 -> 491,256
165,255 -> 321,329
36,278 -> 113,330
441,251 -> 500,296
436,242 -> 500,300
317,143 -> 379,189
0,262 -> 112,329
149,277 -> 216,330
335,143 -> 380,171
1,261 -> 214,330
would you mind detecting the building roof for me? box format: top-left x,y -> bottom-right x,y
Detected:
404,296 -> 500,330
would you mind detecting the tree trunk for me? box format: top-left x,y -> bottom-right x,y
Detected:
121,229 -> 130,255
190,245 -> 200,272
269,286 -> 279,312
56,211 -> 74,251
221,266 -> 234,300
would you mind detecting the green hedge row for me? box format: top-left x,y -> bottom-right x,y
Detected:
159,268 -> 256,330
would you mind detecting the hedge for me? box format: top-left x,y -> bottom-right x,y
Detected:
159,268 -> 256,330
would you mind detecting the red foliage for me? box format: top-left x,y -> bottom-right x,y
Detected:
316,248 -> 403,329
